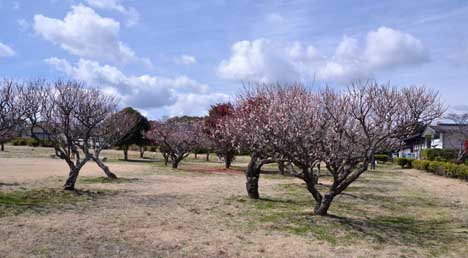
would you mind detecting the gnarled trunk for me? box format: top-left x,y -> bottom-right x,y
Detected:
172,156 -> 183,169
63,159 -> 88,190
163,153 -> 169,166
314,194 -> 334,215
246,154 -> 260,199
139,146 -> 145,158
206,152 -> 210,161
1,143 -> 4,151
93,156 -> 118,179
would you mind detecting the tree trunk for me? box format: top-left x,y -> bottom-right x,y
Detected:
206,152 -> 210,161
163,153 -> 169,166
246,154 -> 260,199
139,146 -> 145,159
172,156 -> 183,169
123,146 -> 129,161
93,156 -> 118,179
370,154 -> 376,170
63,163 -> 85,190
225,152 -> 234,169
278,161 -> 285,175
314,194 -> 334,215
1,143 -> 4,151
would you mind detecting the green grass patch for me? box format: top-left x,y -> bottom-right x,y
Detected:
79,176 -> 139,184
0,188 -> 113,217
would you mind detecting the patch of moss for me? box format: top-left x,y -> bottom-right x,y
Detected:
0,188 -> 112,217
79,176 -> 139,184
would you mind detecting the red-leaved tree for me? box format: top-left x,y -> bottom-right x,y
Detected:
204,103 -> 237,168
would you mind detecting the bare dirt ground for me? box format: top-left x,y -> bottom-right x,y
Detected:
0,146 -> 467,258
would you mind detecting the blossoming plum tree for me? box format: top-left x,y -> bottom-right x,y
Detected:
229,82 -> 444,215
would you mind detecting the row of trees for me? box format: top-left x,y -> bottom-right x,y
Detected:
1,78 -> 446,215
141,81 -> 444,215
0,79 -> 143,190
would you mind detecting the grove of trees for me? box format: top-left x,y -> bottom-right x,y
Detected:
0,79 -> 137,190
0,77 -> 446,216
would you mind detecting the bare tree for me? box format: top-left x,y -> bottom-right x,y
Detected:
0,79 -> 23,151
88,106 -> 139,179
39,80 -> 132,190
146,117 -> 202,169
18,79 -> 51,141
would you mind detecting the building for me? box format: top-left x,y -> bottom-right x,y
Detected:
18,123 -> 50,140
398,123 -> 468,159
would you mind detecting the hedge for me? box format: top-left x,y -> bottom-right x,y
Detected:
394,157 -> 414,168
10,137 -> 54,147
413,159 -> 468,181
375,154 -> 390,163
420,148 -> 458,161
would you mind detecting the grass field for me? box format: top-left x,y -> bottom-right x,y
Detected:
0,145 -> 467,258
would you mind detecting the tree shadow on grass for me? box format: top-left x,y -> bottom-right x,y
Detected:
117,159 -> 159,163
326,213 -> 468,248
0,188 -> 113,217
0,182 -> 19,187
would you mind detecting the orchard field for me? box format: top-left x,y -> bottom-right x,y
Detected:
1,146 -> 467,258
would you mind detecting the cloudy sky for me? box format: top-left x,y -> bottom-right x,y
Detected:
1,0 -> 467,118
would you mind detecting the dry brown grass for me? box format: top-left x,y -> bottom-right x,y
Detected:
0,146 -> 467,258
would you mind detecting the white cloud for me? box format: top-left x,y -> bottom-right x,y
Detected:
175,54 -> 197,65
85,0 -> 139,26
34,5 -> 148,65
217,39 -> 302,83
218,27 -> 429,83
364,27 -> 428,69
167,93 -> 230,117
45,57 -> 227,117
0,42 -> 15,58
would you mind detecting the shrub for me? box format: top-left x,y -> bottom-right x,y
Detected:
26,138 -> 39,147
40,139 -> 54,148
423,149 -> 458,161
395,158 -> 414,169
10,137 -> 27,146
413,160 -> 430,171
413,160 -> 468,181
375,154 -> 390,163
9,137 -> 54,147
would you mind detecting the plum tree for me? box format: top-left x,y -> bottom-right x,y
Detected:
204,103 -> 237,168
146,117 -> 202,169
228,82 -> 444,215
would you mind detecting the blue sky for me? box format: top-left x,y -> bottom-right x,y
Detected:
0,0 -> 467,118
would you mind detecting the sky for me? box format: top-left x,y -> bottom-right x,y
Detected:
0,0 -> 467,119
